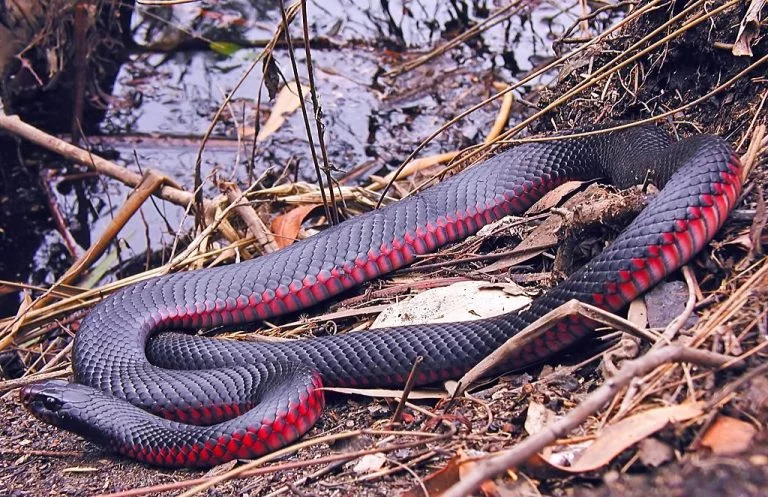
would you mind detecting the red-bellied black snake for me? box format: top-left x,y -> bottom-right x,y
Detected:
21,126 -> 742,467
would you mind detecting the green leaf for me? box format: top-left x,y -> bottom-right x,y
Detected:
209,41 -> 242,56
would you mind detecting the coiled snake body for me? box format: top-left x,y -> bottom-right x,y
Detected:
22,126 -> 742,467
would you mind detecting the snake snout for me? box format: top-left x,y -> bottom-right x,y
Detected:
20,380 -> 93,422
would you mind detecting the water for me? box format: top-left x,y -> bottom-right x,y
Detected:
4,0 -> 585,313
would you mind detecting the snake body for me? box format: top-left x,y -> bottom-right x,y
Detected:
21,126 -> 742,467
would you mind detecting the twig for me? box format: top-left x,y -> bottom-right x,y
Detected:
0,368 -> 70,392
455,299 -> 662,395
300,0 -> 338,224
0,114 -> 199,209
390,356 -> 423,425
278,0 -> 334,225
176,429 -> 448,497
95,431 -> 450,497
222,182 -> 279,254
441,345 -> 740,497
40,169 -> 81,258
657,266 -> 699,343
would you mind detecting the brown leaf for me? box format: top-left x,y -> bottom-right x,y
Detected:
263,57 -> 280,99
637,438 -> 674,468
398,455 -> 461,497
700,415 -> 757,455
399,452 -> 500,497
627,298 -> 648,329
270,204 -> 321,248
252,81 -> 310,141
537,403 -> 704,474
353,453 -> 387,474
524,401 -> 560,436
731,0 -> 765,56
528,180 -> 586,215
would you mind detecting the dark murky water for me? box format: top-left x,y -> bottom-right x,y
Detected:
2,0 -> 587,314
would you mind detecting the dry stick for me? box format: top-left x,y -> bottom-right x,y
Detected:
96,432 -> 450,497
491,0 -> 740,146
0,114 -> 198,208
223,183 -> 279,254
441,344 -> 740,497
740,124 -> 767,181
455,299 -> 661,396
399,0 -> 739,202
177,429 -> 449,497
373,0 -> 666,206
0,368 -> 69,392
385,0 -> 528,76
278,0 -> 334,225
658,265 -> 699,343
0,280 -> 77,299
0,448 -> 85,458
736,89 -> 768,151
390,356 -> 424,425
300,0 -> 339,224
31,340 -> 72,376
39,169 -> 80,257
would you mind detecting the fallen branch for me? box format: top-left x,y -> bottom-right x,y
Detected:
442,344 -> 741,497
455,299 -> 662,395
0,114 -> 205,210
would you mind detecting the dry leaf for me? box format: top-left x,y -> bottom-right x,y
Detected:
399,452 -> 500,497
564,403 -> 704,472
700,415 -> 757,455
637,438 -> 674,467
627,298 -> 648,329
524,401 -> 560,436
371,281 -> 530,328
250,81 -> 310,141
353,453 -> 387,473
731,0 -> 765,56
263,57 -> 280,99
398,455 -> 462,497
270,204 -> 320,248
527,180 -> 586,215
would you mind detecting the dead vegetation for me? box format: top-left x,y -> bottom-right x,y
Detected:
1,0 -> 767,496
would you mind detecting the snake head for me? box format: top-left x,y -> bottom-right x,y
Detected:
20,380 -> 100,432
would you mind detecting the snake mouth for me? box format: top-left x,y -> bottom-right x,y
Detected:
20,380 -> 74,425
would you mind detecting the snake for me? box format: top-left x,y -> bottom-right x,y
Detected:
20,126 -> 742,468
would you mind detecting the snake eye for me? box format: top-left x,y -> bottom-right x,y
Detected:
42,395 -> 62,411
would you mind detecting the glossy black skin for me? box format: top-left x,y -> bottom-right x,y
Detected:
22,127 -> 740,467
